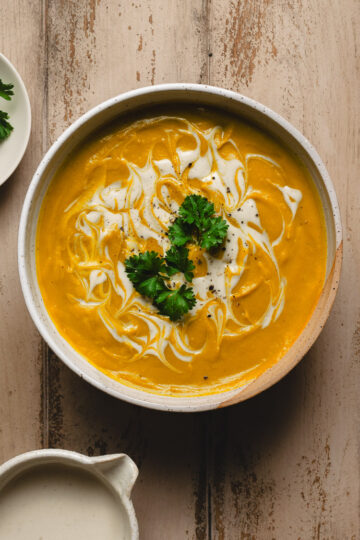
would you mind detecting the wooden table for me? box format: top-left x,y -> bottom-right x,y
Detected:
1,2 -> 359,538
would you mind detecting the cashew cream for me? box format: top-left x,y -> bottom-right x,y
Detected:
0,465 -> 129,539
36,108 -> 327,395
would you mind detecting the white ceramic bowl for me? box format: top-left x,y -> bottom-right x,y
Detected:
0,54 -> 31,186
0,449 -> 138,539
18,84 -> 342,412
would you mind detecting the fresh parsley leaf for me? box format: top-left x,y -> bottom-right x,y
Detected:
137,275 -> 167,299
170,195 -> 229,250
165,246 -> 195,282
125,251 -> 167,298
199,216 -> 229,250
179,194 -> 215,227
124,250 -> 197,320
156,284 -> 196,321
0,111 -> 13,141
168,217 -> 192,246
0,79 -> 14,101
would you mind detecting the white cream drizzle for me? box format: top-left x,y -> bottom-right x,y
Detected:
65,117 -> 303,369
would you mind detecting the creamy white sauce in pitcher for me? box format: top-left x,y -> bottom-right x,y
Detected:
0,464 -> 130,540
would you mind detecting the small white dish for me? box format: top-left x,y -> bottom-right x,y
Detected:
0,449 -> 139,540
0,53 -> 31,186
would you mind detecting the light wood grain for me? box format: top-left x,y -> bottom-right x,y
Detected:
0,0 -> 359,538
0,0 -> 45,462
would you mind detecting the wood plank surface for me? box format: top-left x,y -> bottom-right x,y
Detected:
0,1 -> 359,539
0,0 -> 45,461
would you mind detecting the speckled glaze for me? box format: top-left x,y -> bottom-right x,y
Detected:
0,449 -> 139,539
18,84 -> 342,412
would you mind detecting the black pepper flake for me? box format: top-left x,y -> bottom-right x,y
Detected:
226,187 -> 230,193
212,176 -> 215,180
197,260 -> 202,265
222,247 -> 226,251
203,376 -> 208,380
208,52 -> 213,57
228,213 -> 232,217
255,213 -> 259,217
207,314 -> 211,318
209,285 -> 214,291
188,162 -> 192,167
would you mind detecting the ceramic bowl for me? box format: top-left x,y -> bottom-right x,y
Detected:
0,449 -> 138,539
18,84 -> 342,412
0,53 -> 31,186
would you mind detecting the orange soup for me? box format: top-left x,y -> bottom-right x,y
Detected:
36,107 -> 327,396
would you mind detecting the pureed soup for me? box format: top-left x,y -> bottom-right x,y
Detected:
36,107 -> 327,396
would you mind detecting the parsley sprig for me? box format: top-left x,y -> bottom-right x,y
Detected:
168,217 -> 192,247
169,195 -> 229,250
125,251 -> 168,299
0,78 -> 14,141
125,250 -> 196,321
165,246 -> 195,282
156,285 -> 196,321
0,79 -> 14,101
124,194 -> 228,321
0,111 -> 13,140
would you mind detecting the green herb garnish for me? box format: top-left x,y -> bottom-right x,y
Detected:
198,215 -> 229,250
125,250 -> 196,321
169,194 -> 229,250
0,79 -> 15,141
0,79 -> 14,101
124,194 -> 229,321
165,246 -> 195,282
179,194 -> 215,225
156,284 -> 196,321
124,251 -> 167,299
0,111 -> 13,141
168,217 -> 192,247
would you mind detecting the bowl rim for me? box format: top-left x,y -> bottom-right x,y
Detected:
18,83 -> 342,412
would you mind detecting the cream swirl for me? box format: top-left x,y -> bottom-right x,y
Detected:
64,117 -> 302,370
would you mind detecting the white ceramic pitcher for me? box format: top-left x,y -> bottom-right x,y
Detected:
0,449 -> 139,539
